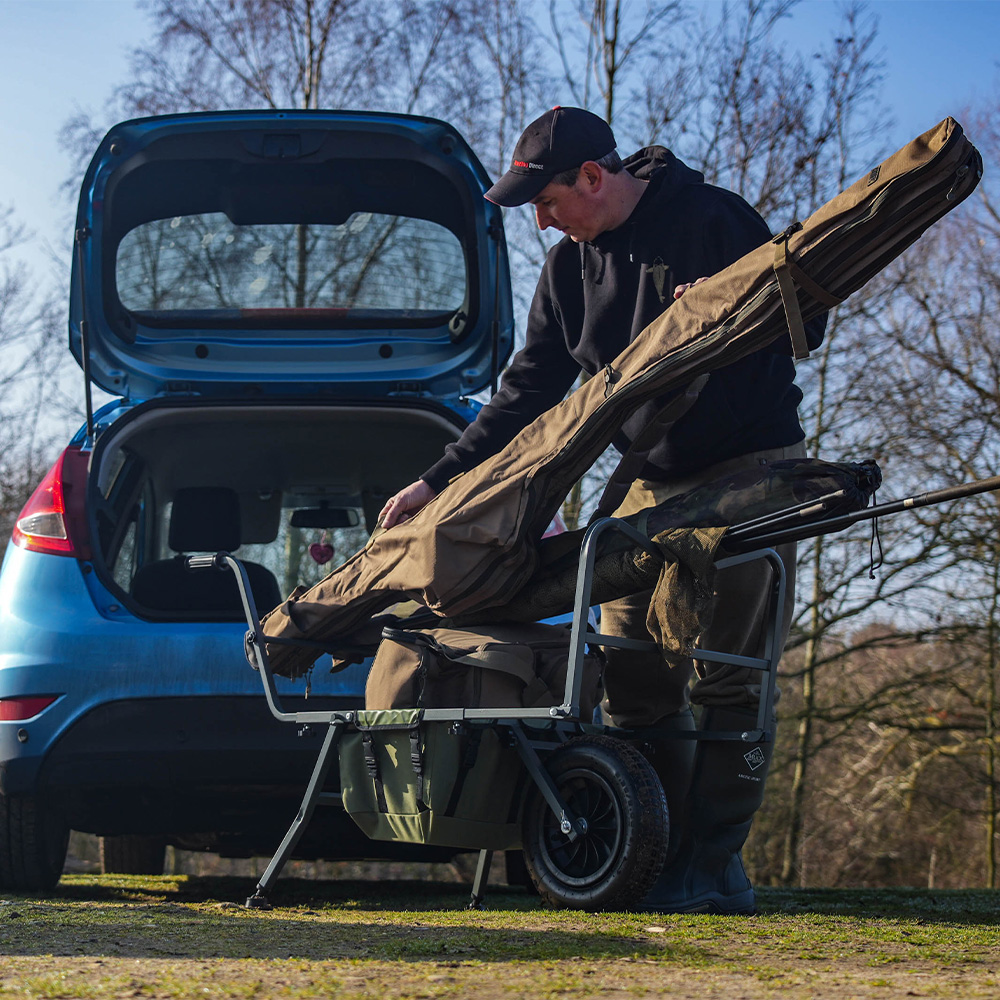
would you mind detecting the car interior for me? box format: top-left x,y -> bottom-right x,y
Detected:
90,402 -> 464,620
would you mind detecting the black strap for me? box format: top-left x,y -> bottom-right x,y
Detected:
261,633 -> 371,657
443,728 -> 484,818
409,726 -> 426,808
361,731 -> 387,814
589,375 -> 708,523
505,761 -> 530,825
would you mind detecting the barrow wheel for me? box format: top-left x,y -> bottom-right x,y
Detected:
521,735 -> 667,911
99,835 -> 167,875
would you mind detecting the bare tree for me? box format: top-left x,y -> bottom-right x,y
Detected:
777,630 -> 991,888
0,209 -> 57,389
547,0 -> 679,126
61,1 -> 531,173
850,119 -> 1000,884
0,207 -> 64,541
123,0 -> 384,112
560,2 -> 892,528
756,95 -> 1000,889
639,0 -> 887,221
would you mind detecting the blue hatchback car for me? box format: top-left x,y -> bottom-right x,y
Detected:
0,110 -> 514,889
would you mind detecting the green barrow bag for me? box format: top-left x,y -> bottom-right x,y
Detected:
339,709 -> 524,850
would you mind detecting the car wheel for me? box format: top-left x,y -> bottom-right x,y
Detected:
503,850 -> 539,894
99,835 -> 168,875
522,736 -> 668,911
0,793 -> 70,891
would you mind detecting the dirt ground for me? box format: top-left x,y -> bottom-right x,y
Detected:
1,877 -> 999,999
1,953 -> 996,1000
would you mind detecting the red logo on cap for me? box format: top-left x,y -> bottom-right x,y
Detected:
513,160 -> 529,168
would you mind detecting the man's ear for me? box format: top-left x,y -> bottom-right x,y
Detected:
579,161 -> 604,193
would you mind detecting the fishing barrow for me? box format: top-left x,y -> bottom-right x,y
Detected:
182,463 -> 1000,911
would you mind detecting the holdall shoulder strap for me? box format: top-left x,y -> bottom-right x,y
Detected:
589,375 -> 709,523
772,223 -> 841,361
389,626 -> 535,685
440,625 -> 582,707
520,674 -> 560,708
383,627 -> 549,699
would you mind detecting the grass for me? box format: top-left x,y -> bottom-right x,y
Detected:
1,875 -> 999,998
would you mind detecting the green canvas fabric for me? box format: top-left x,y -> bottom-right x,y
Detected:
339,720 -> 524,850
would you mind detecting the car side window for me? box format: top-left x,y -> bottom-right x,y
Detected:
97,450 -> 151,590
111,515 -> 138,592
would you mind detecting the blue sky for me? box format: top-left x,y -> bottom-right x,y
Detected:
0,0 -> 998,280
0,0 -> 147,273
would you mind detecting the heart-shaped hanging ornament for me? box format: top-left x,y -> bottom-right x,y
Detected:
309,542 -> 335,564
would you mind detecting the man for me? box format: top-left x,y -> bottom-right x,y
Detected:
380,106 -> 825,913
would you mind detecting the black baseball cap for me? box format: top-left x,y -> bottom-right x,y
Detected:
485,106 -> 617,207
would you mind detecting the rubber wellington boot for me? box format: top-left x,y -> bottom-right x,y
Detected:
638,706 -> 773,914
638,708 -> 696,864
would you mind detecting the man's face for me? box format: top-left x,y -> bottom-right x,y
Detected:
530,172 -> 603,243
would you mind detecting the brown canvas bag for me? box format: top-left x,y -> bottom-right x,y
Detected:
261,118 -> 982,679
365,621 -> 605,718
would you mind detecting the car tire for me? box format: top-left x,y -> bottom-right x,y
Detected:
99,835 -> 168,875
503,850 -> 539,893
0,793 -> 70,891
521,736 -> 668,911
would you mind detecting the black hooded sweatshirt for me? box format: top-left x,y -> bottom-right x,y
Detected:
422,146 -> 826,493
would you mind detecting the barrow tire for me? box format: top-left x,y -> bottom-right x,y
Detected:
522,735 -> 668,911
0,793 -> 69,891
99,835 -> 167,875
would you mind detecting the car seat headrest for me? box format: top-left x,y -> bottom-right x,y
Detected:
169,487 -> 242,553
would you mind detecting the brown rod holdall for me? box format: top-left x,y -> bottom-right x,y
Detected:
261,117 -> 983,679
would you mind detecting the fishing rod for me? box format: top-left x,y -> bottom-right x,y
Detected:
726,474 -> 1000,551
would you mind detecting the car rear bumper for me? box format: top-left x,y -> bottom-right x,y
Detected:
37,693 -> 351,807
5,693 -> 458,863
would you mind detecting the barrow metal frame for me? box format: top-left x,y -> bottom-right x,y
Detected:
189,515 -> 786,910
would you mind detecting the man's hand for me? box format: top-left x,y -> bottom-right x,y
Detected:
673,276 -> 709,299
379,479 -> 438,529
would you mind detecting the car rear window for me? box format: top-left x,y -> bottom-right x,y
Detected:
116,212 -> 467,323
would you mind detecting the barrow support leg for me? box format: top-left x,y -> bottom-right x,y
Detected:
468,850 -> 494,910
246,720 -> 345,909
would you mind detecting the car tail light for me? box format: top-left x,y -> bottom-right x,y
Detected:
11,446 -> 92,559
0,696 -> 59,721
